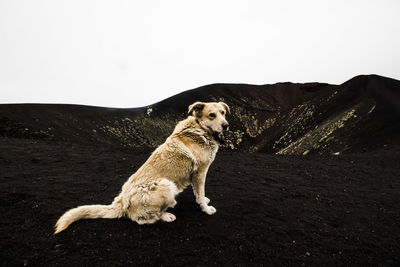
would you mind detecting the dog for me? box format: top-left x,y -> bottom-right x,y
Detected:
54,101 -> 230,234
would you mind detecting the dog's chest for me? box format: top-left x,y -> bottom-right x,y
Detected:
194,144 -> 218,168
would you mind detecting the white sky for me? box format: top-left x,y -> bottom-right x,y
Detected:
1,0 -> 399,108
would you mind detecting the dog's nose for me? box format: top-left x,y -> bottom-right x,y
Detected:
222,123 -> 229,130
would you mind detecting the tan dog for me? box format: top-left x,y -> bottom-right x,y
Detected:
55,101 -> 230,234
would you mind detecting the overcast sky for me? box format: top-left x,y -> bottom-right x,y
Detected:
1,0 -> 399,108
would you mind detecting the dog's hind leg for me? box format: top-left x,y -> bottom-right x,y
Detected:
131,178 -> 179,224
151,179 -> 179,223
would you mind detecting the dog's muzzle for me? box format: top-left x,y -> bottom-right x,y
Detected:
222,122 -> 229,131
213,124 -> 229,144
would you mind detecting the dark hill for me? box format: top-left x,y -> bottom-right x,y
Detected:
1,74 -> 399,154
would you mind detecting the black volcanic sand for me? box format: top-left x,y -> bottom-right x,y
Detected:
1,137 -> 399,266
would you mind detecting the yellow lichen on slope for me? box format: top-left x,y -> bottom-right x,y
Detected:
277,108 -> 357,155
273,102 -> 316,150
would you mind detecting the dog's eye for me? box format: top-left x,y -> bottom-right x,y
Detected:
221,111 -> 225,115
209,113 -> 216,118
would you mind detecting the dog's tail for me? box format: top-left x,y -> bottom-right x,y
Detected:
54,202 -> 123,234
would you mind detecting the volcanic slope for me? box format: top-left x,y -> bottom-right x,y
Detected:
0,74 -> 399,154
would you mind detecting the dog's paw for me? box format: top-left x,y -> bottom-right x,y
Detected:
161,212 -> 176,222
204,197 -> 210,205
203,205 -> 217,215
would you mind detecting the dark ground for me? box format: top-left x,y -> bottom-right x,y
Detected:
1,137 -> 399,266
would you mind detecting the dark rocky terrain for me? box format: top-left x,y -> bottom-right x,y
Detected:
0,74 -> 399,266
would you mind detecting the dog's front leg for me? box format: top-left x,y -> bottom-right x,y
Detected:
191,168 -> 216,215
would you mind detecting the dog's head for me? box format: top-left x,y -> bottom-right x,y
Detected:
188,101 -> 230,134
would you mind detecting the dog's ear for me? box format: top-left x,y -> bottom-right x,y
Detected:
188,102 -> 206,117
219,102 -> 230,114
